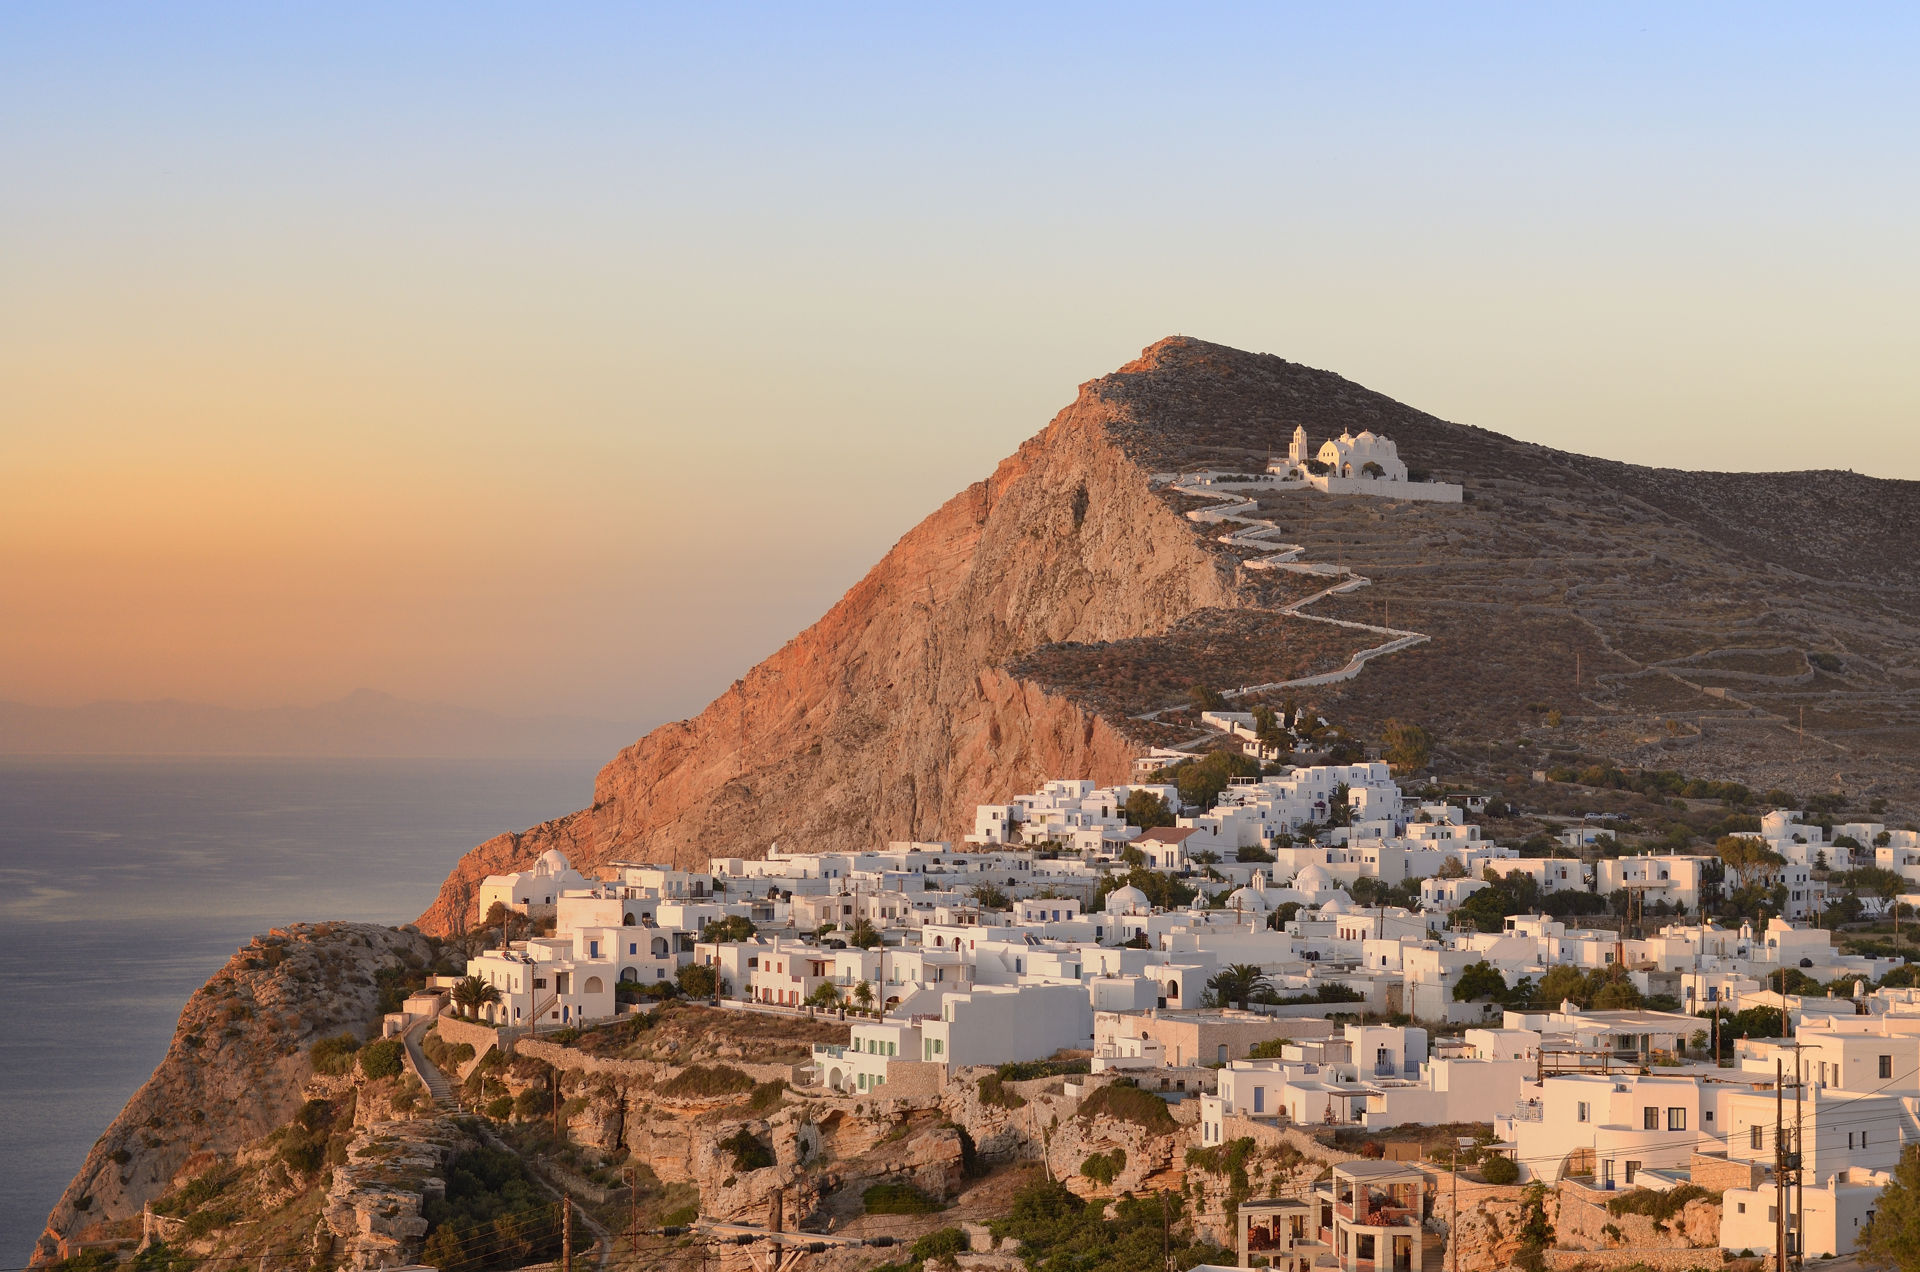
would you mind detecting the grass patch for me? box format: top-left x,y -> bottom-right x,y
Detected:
863,1182 -> 943,1214
658,1064 -> 755,1099
1077,1082 -> 1176,1134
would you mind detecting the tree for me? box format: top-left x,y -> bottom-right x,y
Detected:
846,918 -> 882,949
971,884 -> 1012,910
1453,961 -> 1507,1003
1381,720 -> 1431,773
700,915 -> 757,944
1361,461 -> 1385,478
1863,1144 -> 1920,1271
852,981 -> 875,1011
1205,964 -> 1272,1009
1515,1183 -> 1555,1272
1189,684 -> 1226,713
451,976 -> 502,1022
676,963 -> 719,999
1123,789 -> 1174,829
1536,964 -> 1587,1008
806,981 -> 842,1008
1716,835 -> 1786,890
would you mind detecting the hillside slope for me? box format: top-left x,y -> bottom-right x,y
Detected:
419,337 -> 1920,932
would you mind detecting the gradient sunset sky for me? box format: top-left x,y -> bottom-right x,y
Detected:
5,5 -> 1917,729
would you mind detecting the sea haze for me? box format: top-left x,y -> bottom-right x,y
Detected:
0,756 -> 595,1263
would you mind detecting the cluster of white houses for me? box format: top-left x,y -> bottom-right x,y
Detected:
461,766 -> 1920,1262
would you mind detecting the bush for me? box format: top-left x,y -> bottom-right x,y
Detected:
1076,1083 -> 1176,1134
675,963 -> 719,998
863,1181 -> 942,1214
309,1033 -> 361,1076
658,1064 -> 755,1099
978,1073 -> 1027,1109
720,1128 -> 774,1172
1480,1155 -> 1519,1185
358,1038 -> 406,1080
485,1096 -> 515,1120
1081,1149 -> 1127,1186
911,1228 -> 969,1262
1606,1184 -> 1712,1222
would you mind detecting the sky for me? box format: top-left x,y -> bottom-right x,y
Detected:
3,4 -> 1917,731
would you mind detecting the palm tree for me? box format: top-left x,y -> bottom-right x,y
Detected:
852,981 -> 875,1014
451,976 -> 502,1022
1206,963 -> 1272,1010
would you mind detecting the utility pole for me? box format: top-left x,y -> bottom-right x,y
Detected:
1795,1050 -> 1805,1272
1775,1059 -> 1787,1272
562,1200 -> 573,1272
1450,1142 -> 1461,1272
769,1188 -> 784,1272
629,1165 -> 639,1257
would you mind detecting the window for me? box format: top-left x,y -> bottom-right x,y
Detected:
1752,1125 -> 1765,1150
1577,1102 -> 1591,1123
1669,1108 -> 1687,1131
1737,1203 -> 1747,1215
1881,1055 -> 1894,1080
1643,1107 -> 1660,1130
1625,1161 -> 1641,1185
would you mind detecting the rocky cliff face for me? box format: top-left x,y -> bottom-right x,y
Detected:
418,366 -> 1238,931
420,335 -> 1920,933
36,923 -> 433,1262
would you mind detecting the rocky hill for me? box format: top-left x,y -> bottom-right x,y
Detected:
35,923 -> 435,1263
419,336 -> 1920,933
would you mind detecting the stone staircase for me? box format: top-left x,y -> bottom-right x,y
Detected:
402,1020 -> 458,1111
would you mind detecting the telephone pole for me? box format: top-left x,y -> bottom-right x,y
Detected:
562,1199 -> 573,1272
1795,1050 -> 1805,1272
1775,1059 -> 1787,1272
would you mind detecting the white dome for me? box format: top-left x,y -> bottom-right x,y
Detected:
534,849 -> 571,875
1319,893 -> 1355,915
1227,887 -> 1270,911
1292,864 -> 1334,892
1105,884 -> 1151,915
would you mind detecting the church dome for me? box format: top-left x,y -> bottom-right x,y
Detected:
1105,884 -> 1151,915
1292,863 -> 1334,892
1319,892 -> 1355,915
534,849 -> 572,875
1227,886 -> 1270,911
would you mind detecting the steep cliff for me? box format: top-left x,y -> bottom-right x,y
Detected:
418,367 -> 1241,931
37,923 -> 434,1262
420,335 -> 1920,933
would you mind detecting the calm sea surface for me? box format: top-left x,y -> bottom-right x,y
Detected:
0,756 -> 596,1263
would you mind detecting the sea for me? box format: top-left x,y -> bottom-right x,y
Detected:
0,756 -> 596,1264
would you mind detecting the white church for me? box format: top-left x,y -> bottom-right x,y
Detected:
1268,425 -> 1462,503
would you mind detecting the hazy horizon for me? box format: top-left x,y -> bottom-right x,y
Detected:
7,5 -> 1918,728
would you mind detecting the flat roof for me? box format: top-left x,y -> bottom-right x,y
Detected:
1334,1159 -> 1426,1179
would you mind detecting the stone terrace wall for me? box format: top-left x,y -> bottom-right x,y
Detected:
1542,1250 -> 1726,1272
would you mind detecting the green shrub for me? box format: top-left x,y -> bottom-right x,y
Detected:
485,1096 -> 515,1120
719,1128 -> 774,1172
977,1073 -> 1026,1109
1081,1149 -> 1127,1186
747,1080 -> 786,1113
358,1039 -> 406,1080
1480,1155 -> 1519,1185
1076,1083 -> 1176,1133
278,1134 -> 325,1174
659,1202 -> 700,1228
658,1064 -> 755,1099
309,1033 -> 361,1076
863,1181 -> 942,1214
1606,1184 -> 1712,1222
513,1088 -> 548,1120
911,1228 -> 969,1262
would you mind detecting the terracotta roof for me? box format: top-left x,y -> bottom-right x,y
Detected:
1135,826 -> 1199,844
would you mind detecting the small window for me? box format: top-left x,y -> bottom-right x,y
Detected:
1737,1203 -> 1746,1214
1577,1101 -> 1591,1123
1669,1108 -> 1686,1131
1643,1107 -> 1659,1130
1752,1125 -> 1764,1150
1881,1055 -> 1894,1080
